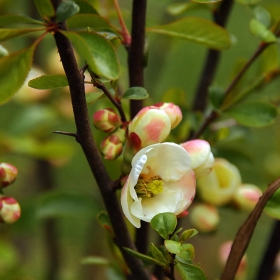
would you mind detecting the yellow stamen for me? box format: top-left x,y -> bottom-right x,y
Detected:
135,176 -> 163,198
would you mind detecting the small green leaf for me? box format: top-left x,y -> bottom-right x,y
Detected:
33,0 -> 55,18
209,86 -> 225,109
66,14 -> 114,32
86,92 -> 104,104
0,15 -> 44,26
191,0 -> 221,3
97,211 -> 112,230
253,6 -> 271,27
227,102 -> 277,127
80,256 -> 110,266
61,31 -> 119,80
28,74 -> 69,89
150,244 -> 169,266
0,28 -> 41,42
147,17 -> 231,50
122,87 -> 149,100
0,45 -> 8,57
123,247 -> 166,267
250,18 -> 277,43
151,212 -> 177,239
75,0 -> 98,14
265,188 -> 280,219
165,240 -> 183,254
177,244 -> 195,261
176,262 -> 207,280
0,44 -> 35,105
179,229 -> 198,242
166,3 -> 196,16
56,0 -> 80,22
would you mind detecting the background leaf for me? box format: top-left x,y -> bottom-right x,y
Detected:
0,28 -> 41,42
28,74 -> 69,89
122,87 -> 149,100
56,0 -> 80,22
265,188 -> 280,219
75,0 -> 98,14
147,17 -> 231,50
0,15 -> 44,26
176,262 -> 207,280
249,18 -> 277,42
33,0 -> 55,18
151,212 -> 177,239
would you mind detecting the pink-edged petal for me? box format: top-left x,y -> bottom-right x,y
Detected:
194,152 -> 214,179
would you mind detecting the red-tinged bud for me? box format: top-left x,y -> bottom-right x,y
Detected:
189,203 -> 220,232
233,184 -> 262,211
177,210 -> 189,218
129,106 -> 171,148
93,108 -> 122,133
154,102 -> 182,129
0,163 -> 18,188
100,127 -> 126,160
0,196 -> 21,224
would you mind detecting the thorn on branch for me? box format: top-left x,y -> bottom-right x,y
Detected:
53,131 -> 77,138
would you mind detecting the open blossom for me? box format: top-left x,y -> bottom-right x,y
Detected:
128,106 -> 171,148
121,142 -> 196,228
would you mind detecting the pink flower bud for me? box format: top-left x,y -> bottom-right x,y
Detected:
93,108 -> 122,133
0,196 -> 21,224
154,102 -> 182,129
189,203 -> 220,232
197,158 -> 241,206
0,163 -> 18,188
100,127 -> 126,160
233,184 -> 262,211
129,106 -> 171,148
181,140 -> 214,179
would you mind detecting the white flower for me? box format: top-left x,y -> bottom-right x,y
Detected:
121,142 -> 196,228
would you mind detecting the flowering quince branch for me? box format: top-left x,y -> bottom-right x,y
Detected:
220,177 -> 280,280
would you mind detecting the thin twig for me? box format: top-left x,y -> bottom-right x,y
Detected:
220,177 -> 280,280
52,131 -> 77,138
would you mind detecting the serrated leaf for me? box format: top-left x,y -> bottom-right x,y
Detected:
165,240 -> 183,254
151,212 -> 177,239
37,191 -> 99,219
80,256 -> 110,266
33,0 -> 55,18
0,15 -> 44,26
265,188 -> 280,219
150,244 -> 169,266
86,92 -> 104,104
191,0 -> 221,3
122,87 -> 149,100
179,229 -> 198,242
66,14 -> 114,32
28,74 -> 69,89
0,28 -> 41,42
123,247 -> 166,267
0,44 -> 35,105
75,0 -> 98,14
61,31 -> 119,80
56,0 -> 80,22
147,17 -> 231,50
250,18 -> 277,43
227,102 -> 277,127
176,262 -> 207,280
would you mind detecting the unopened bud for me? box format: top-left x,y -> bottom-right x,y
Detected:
181,139 -> 214,179
129,106 -> 171,148
93,108 -> 122,133
0,196 -> 21,224
197,158 -> 241,206
0,163 -> 18,188
233,184 -> 262,211
154,102 -> 182,129
100,127 -> 126,160
189,203 -> 220,232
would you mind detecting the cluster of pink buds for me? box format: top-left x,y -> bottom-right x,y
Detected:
0,163 -> 21,224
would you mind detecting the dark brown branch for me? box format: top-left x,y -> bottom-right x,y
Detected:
192,0 -> 234,112
220,177 -> 280,280
51,1 -> 150,279
128,0 -> 147,119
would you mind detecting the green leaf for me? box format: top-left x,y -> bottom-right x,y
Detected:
28,74 -> 69,89
61,31 -> 119,80
177,244 -> 195,261
37,191 -> 100,219
179,229 -> 198,242
176,262 -> 207,280
0,44 -> 35,105
0,28 -> 41,42
150,244 -> 169,266
147,17 -> 231,50
209,86 -> 225,109
80,256 -> 110,266
249,19 -> 277,43
0,45 -> 8,57
265,188 -> 280,219
122,87 -> 149,100
236,0 -> 261,5
0,15 -> 44,26
151,212 -> 177,239
75,0 -> 98,14
165,240 -> 183,254
97,211 -> 112,230
123,247 -> 166,267
33,0 -> 55,18
191,0 -> 221,3
86,91 -> 104,104
253,6 -> 271,28
227,102 -> 277,127
66,14 -> 115,32
56,0 -> 80,22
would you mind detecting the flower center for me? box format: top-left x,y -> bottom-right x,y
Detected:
135,176 -> 163,198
